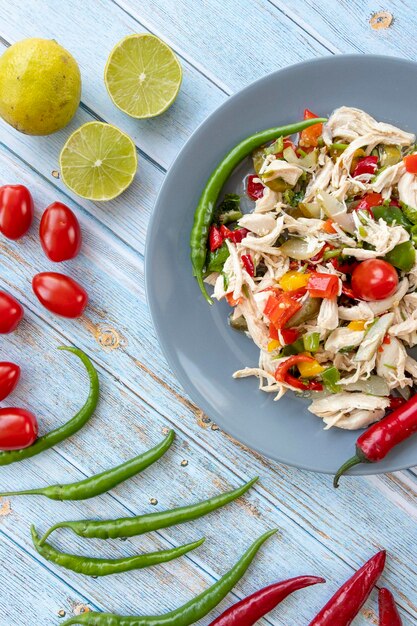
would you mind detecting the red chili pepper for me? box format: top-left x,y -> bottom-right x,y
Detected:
403,154 -> 417,174
241,254 -> 254,277
354,192 -> 383,217
269,324 -> 279,340
307,273 -> 339,299
352,156 -> 378,178
334,395 -> 417,487
280,328 -> 300,345
275,354 -> 323,391
379,588 -> 402,626
209,576 -> 325,626
228,228 -> 249,243
308,550 -> 386,626
209,225 -> 223,251
264,294 -> 302,329
246,174 -> 264,200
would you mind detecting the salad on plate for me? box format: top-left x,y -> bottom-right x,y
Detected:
201,107 -> 417,430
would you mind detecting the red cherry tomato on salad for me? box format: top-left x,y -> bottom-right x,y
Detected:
0,363 -> 21,401
0,185 -> 34,240
0,408 -> 38,450
40,202 -> 82,262
32,272 -> 88,318
0,292 -> 24,333
351,259 -> 398,301
246,174 -> 264,200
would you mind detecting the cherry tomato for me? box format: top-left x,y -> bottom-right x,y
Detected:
0,363 -> 21,401
32,272 -> 88,318
0,291 -> 24,333
351,259 -> 398,301
403,154 -> 417,174
0,408 -> 38,450
40,202 -> 82,262
299,109 -> 323,148
0,185 -> 34,240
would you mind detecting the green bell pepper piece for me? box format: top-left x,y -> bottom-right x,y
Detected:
303,332 -> 320,353
373,205 -> 412,230
322,366 -> 341,393
385,241 -> 416,272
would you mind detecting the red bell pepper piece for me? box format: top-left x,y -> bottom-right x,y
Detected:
308,551 -> 386,626
209,225 -> 223,251
307,273 -> 339,299
241,254 -> 254,277
280,328 -> 300,345
209,576 -> 325,626
269,324 -> 279,340
299,109 -> 323,148
403,154 -> 417,174
275,354 -> 323,391
352,156 -> 378,178
219,224 -> 232,239
389,198 -> 401,208
354,191 -> 383,217
246,174 -> 264,200
264,293 -> 302,329
334,394 -> 417,486
379,588 -> 403,626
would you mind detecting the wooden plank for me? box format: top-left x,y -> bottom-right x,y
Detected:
0,146 -> 416,623
270,0 -> 414,58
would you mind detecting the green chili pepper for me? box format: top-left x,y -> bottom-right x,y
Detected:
0,431 -> 175,501
31,525 -> 204,578
385,241 -> 416,272
303,332 -> 320,353
206,242 -> 230,273
190,118 -> 327,303
0,347 -> 99,467
372,205 -> 412,230
322,367 -> 341,393
322,249 -> 341,261
39,477 -> 258,545
62,529 -> 277,625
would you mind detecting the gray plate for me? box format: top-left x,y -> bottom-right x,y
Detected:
146,54 -> 417,475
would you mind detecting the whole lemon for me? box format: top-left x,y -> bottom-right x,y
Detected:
0,38 -> 81,135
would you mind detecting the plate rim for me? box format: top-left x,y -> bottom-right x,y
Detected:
145,53 -> 417,475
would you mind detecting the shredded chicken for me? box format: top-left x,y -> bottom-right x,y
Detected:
207,106 -> 417,431
308,392 -> 390,430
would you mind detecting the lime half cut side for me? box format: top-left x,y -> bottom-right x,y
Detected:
104,34 -> 182,119
60,122 -> 138,201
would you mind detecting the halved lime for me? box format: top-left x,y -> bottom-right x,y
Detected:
59,122 -> 137,201
104,34 -> 182,119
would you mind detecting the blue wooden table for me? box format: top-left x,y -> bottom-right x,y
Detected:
1,1 -> 416,624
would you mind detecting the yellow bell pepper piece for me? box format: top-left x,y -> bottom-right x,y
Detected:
297,352 -> 324,377
278,271 -> 310,292
268,339 -> 281,352
347,320 -> 367,331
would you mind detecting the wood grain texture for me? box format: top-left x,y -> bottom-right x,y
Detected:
0,0 -> 416,624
